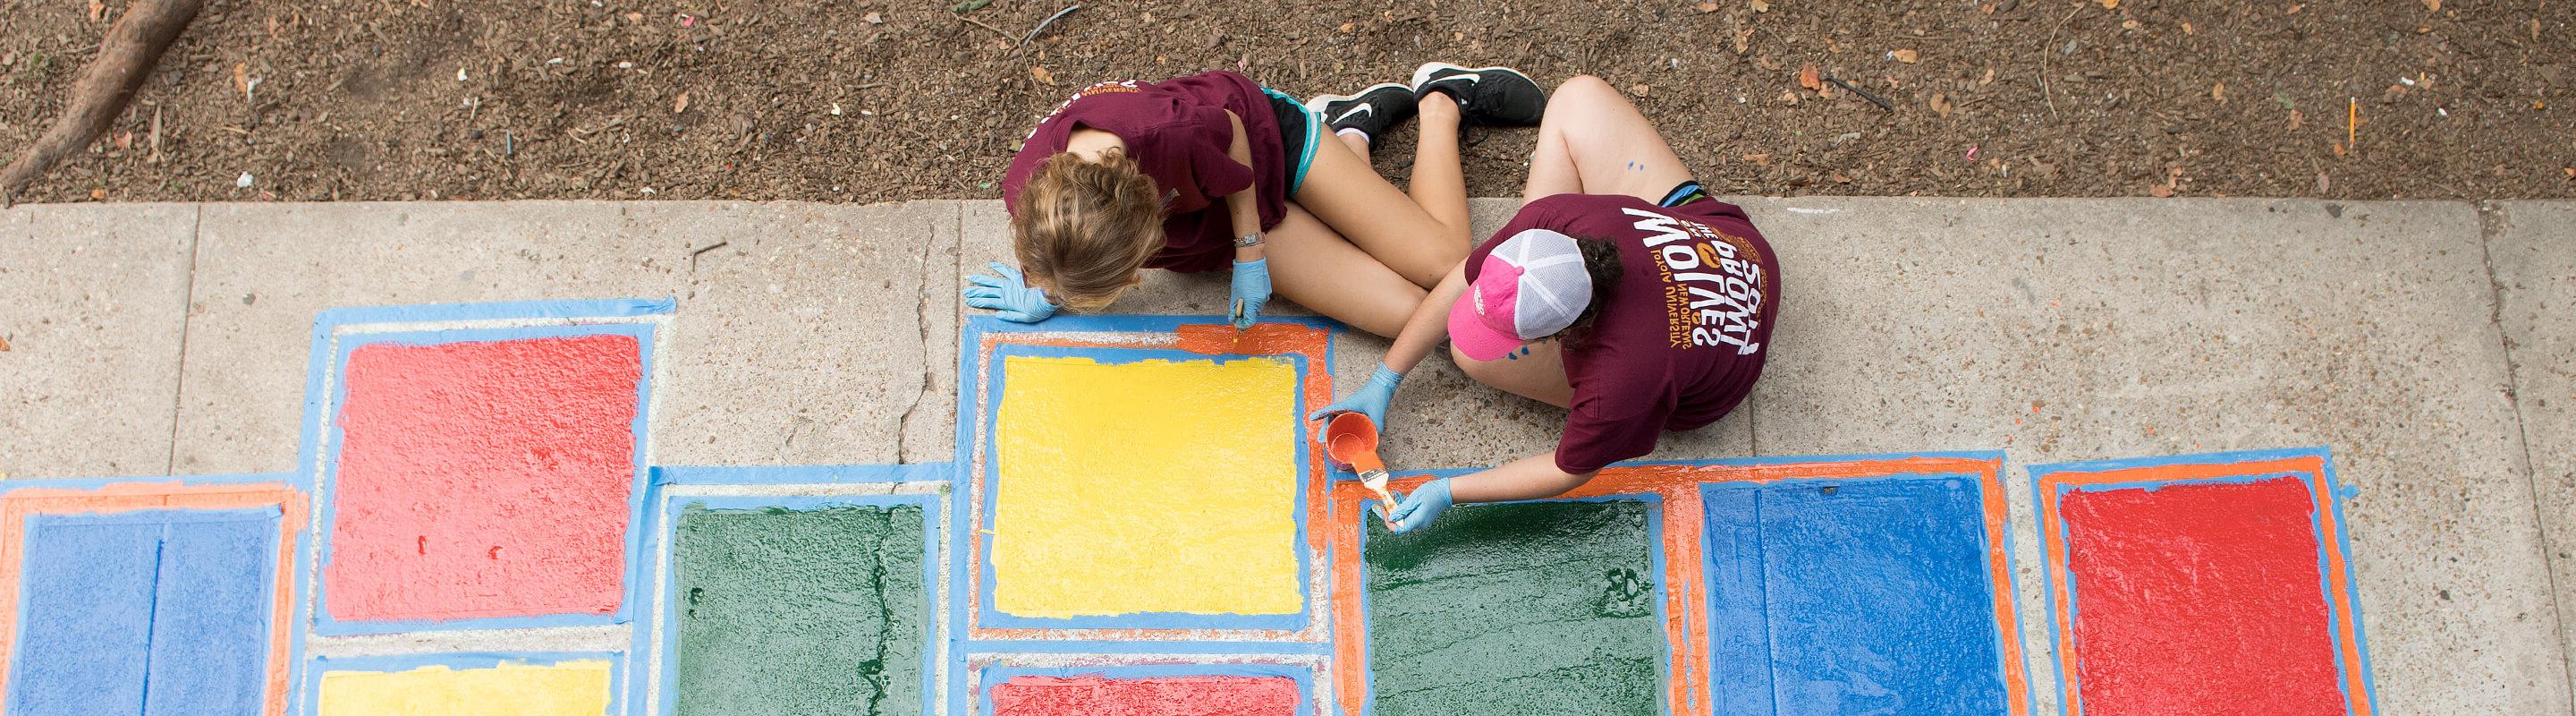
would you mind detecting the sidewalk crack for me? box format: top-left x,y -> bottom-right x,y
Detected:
2477,200 -> 2571,705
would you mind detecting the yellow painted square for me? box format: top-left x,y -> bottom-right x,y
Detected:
992,354 -> 1302,618
317,660 -> 613,716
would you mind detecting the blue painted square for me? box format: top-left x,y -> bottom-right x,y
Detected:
7,507 -> 283,716
1701,476 -> 2011,716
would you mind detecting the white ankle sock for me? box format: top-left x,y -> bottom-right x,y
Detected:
1335,127 -> 1371,145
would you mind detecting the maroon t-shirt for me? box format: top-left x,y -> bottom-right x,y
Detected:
1465,193 -> 1783,473
1000,72 -> 1289,274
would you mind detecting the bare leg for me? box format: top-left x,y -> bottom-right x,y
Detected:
1335,131 -> 1371,163
1292,93 -> 1472,288
1266,204 -> 1428,337
1450,339 -> 1573,407
1522,74 -> 1695,206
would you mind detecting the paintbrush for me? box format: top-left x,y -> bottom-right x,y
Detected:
1321,412 -> 1402,520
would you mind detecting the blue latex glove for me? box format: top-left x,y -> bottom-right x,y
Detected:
1307,364 -> 1403,428
963,262 -> 1058,323
1229,258 -> 1271,329
1375,477 -> 1454,533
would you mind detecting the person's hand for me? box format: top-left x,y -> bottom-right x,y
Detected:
1307,364 -> 1403,428
1376,477 -> 1454,533
963,262 -> 1058,323
1229,258 -> 1270,329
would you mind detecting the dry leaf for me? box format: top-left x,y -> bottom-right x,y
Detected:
0,335 -> 11,351
674,91 -> 691,114
2182,21 -> 2195,34
2287,109 -> 2304,131
1630,83 -> 1651,97
1928,91 -> 1953,117
1979,67 -> 1996,85
2332,141 -> 2347,157
2564,166 -> 2574,180
2097,0 -> 2116,7
90,188 -> 108,200
1742,153 -> 1773,166
1031,66 -> 1055,85
232,63 -> 250,98
1777,90 -> 1800,105
1697,2 -> 1719,11
864,12 -> 883,23
2122,19 -> 2140,30
2286,3 -> 2302,13
2149,184 -> 2174,198
1830,173 -> 1852,183
1733,27 -> 1754,54
1891,48 -> 1919,64
2422,0 -> 2439,10
1750,0 -> 1770,12
88,0 -> 105,21
2318,171 -> 2331,192
2211,82 -> 2225,103
1337,21 -> 1355,32
1797,64 -> 1822,91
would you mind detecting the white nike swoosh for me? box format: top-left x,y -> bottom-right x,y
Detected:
1436,73 -> 1481,84
1335,105 -> 1374,124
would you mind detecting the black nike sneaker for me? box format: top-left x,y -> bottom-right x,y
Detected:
1305,83 -> 1418,142
1410,63 -> 1546,126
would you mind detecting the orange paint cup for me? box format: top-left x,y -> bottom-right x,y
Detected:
1319,412 -> 1401,518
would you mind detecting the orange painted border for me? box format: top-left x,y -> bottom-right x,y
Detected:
0,481 -> 309,716
2034,455 -> 2372,716
1324,456 -> 2029,716
963,322 -> 1336,644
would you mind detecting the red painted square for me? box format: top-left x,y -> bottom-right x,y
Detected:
2062,477 -> 2344,716
325,335 -> 643,622
990,675 -> 1301,716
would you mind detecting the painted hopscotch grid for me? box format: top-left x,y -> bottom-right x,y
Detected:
1325,454 -> 2032,716
631,468 -> 947,716
298,299 -> 673,636
2029,448 -> 2376,716
953,315 -> 1338,644
0,475 -> 310,716
973,662 -> 1318,716
297,651 -> 623,716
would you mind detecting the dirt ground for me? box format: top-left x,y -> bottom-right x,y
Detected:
1,0 -> 2569,204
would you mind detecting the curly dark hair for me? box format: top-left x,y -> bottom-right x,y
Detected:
1554,236 -> 1624,350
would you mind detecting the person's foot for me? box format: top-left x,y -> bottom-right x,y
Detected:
1306,83 -> 1417,144
1409,63 -> 1546,126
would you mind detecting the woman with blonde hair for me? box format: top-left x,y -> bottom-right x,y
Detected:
967,64 -> 1547,337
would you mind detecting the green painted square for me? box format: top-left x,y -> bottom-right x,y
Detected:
1363,499 -> 1663,715
674,503 -> 927,716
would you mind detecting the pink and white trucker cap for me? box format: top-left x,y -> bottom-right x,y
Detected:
1449,228 -> 1596,362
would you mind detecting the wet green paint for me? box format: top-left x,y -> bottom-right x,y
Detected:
1364,499 -> 1663,716
674,504 -> 926,716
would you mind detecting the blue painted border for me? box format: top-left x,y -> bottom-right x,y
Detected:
307,321 -> 658,635
644,492 -> 942,716
0,474 -> 312,716
293,651 -> 626,716
971,343 -> 1315,632
2025,447 -> 2376,716
971,663 -> 1317,716
1693,472 -> 2023,716
296,299 -> 671,637
651,463 -> 954,486
1352,493 -> 1671,716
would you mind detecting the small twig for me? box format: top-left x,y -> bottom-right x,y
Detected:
2040,6 -> 2078,118
1823,75 -> 1894,113
1020,4 -> 1079,46
949,0 -> 993,13
959,15 -> 1013,41
852,82 -> 884,91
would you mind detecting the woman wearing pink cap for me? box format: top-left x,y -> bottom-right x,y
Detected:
1310,74 -> 1781,533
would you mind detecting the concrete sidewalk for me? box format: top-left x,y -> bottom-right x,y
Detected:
3,197 -> 2570,714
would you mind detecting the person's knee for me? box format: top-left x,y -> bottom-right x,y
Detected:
1553,75 -> 1619,108
1448,344 -> 1501,387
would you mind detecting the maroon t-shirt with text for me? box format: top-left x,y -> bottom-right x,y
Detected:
1000,72 -> 1288,273
1464,193 -> 1783,474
